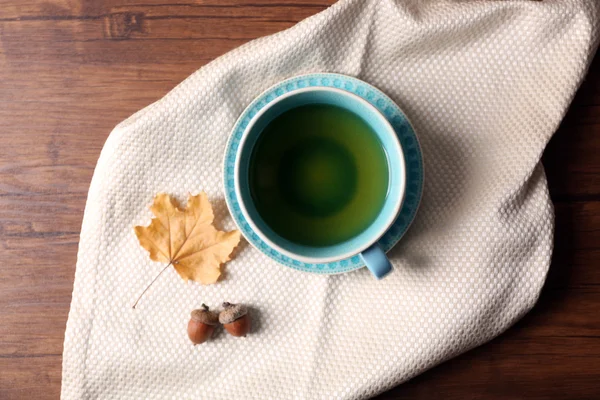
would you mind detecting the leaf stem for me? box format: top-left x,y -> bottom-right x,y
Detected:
132,262 -> 172,309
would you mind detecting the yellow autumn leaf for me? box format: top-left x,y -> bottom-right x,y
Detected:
134,193 -> 241,286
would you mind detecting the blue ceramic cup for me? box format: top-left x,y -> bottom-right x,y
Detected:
233,87 -> 406,279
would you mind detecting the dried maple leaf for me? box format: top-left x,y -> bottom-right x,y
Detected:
133,193 -> 241,308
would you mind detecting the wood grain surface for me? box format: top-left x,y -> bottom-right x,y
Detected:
1,1 -> 599,399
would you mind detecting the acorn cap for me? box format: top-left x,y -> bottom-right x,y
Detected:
190,304 -> 219,325
219,302 -> 248,324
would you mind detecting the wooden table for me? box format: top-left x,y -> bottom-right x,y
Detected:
1,1 -> 598,399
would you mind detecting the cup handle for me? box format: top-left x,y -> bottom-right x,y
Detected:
360,243 -> 392,279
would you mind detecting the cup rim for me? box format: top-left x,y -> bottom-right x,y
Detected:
233,86 -> 406,263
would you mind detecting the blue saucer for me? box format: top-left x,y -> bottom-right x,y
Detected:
223,73 -> 424,274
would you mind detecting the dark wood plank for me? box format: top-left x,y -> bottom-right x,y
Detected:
0,1 -> 599,399
543,54 -> 600,200
0,0 -> 330,19
0,357 -> 63,400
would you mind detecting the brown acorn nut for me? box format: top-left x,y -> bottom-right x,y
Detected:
219,302 -> 250,337
187,304 -> 219,345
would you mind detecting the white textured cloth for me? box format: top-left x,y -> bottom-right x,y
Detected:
62,1 -> 599,399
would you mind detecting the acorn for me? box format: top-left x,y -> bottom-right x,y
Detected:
219,302 -> 250,337
187,304 -> 219,345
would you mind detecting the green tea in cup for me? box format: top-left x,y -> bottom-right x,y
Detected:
249,104 -> 389,247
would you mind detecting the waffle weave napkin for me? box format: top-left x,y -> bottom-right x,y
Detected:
62,1 -> 599,398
